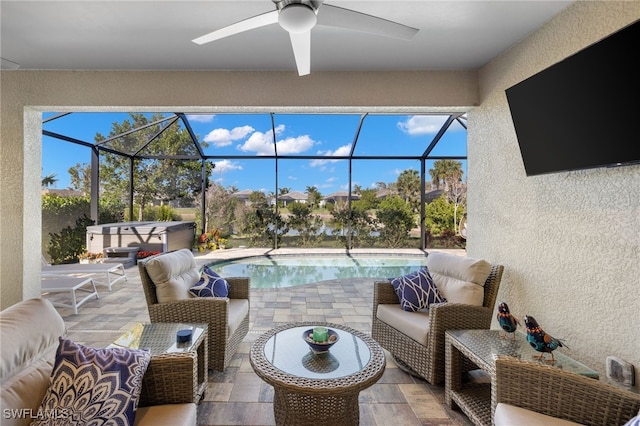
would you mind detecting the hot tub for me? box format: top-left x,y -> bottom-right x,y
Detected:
86,221 -> 196,253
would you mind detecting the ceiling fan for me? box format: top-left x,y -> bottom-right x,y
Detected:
192,0 -> 418,76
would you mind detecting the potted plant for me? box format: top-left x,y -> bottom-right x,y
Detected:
197,228 -> 222,252
77,251 -> 103,264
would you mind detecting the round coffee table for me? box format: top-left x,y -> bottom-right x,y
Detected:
250,322 -> 386,426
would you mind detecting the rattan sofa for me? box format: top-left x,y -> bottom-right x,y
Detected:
1,298 -> 197,426
493,355 -> 640,426
372,252 -> 504,385
138,249 -> 249,371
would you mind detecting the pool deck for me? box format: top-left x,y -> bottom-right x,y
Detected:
42,247 -> 470,426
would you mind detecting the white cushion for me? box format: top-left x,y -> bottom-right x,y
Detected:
134,403 -> 197,426
376,304 -> 430,345
145,249 -> 200,303
0,357 -> 54,426
0,298 -> 65,380
494,403 -> 583,426
0,299 -> 66,426
228,299 -> 250,337
425,252 -> 491,306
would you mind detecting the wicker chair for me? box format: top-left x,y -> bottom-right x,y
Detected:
138,250 -> 250,372
493,355 -> 640,426
372,255 -> 503,385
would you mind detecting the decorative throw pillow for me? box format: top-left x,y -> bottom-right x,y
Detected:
33,337 -> 151,426
189,265 -> 229,297
390,266 -> 446,312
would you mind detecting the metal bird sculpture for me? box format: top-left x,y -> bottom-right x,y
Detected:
524,315 -> 567,364
497,302 -> 519,340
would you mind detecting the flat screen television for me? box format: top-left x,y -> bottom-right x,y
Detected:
505,20 -> 640,176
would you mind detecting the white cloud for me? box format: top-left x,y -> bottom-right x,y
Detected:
186,114 -> 215,123
238,128 -> 277,155
238,124 -> 314,156
309,144 -> 351,167
398,115 -> 449,135
204,125 -> 254,147
213,159 -> 243,173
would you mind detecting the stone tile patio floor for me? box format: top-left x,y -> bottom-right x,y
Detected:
43,248 -> 472,426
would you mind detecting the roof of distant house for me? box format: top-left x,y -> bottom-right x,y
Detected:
42,189 -> 85,197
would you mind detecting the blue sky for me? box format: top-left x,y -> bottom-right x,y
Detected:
42,112 -> 467,196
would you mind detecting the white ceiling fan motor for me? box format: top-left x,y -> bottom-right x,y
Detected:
277,3 -> 318,34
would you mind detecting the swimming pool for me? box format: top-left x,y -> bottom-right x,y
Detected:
208,255 -> 427,288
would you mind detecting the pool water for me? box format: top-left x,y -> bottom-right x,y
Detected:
208,255 -> 427,288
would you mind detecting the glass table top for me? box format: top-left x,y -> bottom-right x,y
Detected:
447,329 -> 599,378
110,322 -> 207,356
263,326 -> 372,379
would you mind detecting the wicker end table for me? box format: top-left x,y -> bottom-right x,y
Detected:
445,329 -> 599,426
250,322 -> 386,426
110,322 -> 208,405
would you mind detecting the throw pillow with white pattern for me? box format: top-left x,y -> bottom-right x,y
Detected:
189,265 -> 229,297
390,266 -> 446,312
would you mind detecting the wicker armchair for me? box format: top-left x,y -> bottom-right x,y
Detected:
372,255 -> 503,385
138,250 -> 250,371
493,355 -> 640,426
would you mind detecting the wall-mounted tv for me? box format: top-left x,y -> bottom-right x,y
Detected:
506,20 -> 639,176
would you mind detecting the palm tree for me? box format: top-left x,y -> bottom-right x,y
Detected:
396,169 -> 421,211
429,160 -> 463,191
41,172 -> 58,189
305,185 -> 322,209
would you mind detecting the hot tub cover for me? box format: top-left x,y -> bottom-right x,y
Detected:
86,221 -> 195,235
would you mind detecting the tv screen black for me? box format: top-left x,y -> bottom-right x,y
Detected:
506,20 -> 640,176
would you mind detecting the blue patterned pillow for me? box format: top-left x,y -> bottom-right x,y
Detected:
190,265 -> 229,297
390,266 -> 446,312
624,415 -> 640,426
33,337 -> 150,426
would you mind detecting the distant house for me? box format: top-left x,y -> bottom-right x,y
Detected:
374,188 -> 444,203
323,191 -> 361,204
375,188 -> 394,200
42,189 -> 85,197
277,191 -> 308,206
230,189 -> 254,205
425,189 -> 444,203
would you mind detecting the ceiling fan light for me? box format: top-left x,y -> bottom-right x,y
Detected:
278,4 -> 317,34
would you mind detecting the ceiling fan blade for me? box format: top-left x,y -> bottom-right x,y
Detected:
317,4 -> 418,40
288,31 -> 311,76
192,10 -> 279,45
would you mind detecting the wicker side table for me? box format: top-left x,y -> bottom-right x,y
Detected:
250,322 -> 386,426
110,322 -> 208,406
445,329 -> 599,426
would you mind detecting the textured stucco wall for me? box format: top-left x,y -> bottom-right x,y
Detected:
467,1 -> 640,383
0,70 -> 477,308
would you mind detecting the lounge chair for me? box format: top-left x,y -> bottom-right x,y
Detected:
41,276 -> 100,314
41,256 -> 128,291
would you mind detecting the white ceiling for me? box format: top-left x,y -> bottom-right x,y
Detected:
1,1 -> 573,73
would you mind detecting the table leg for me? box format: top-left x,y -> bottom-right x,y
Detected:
445,335 -> 462,411
272,388 -> 360,426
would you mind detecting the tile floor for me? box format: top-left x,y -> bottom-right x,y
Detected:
43,248 -> 472,426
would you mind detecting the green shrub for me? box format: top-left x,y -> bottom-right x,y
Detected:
47,214 -> 94,264
376,195 -> 415,248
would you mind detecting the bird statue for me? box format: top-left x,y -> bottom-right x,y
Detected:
524,315 -> 567,364
497,302 -> 520,340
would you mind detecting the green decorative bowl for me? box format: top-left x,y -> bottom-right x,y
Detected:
302,328 -> 339,353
